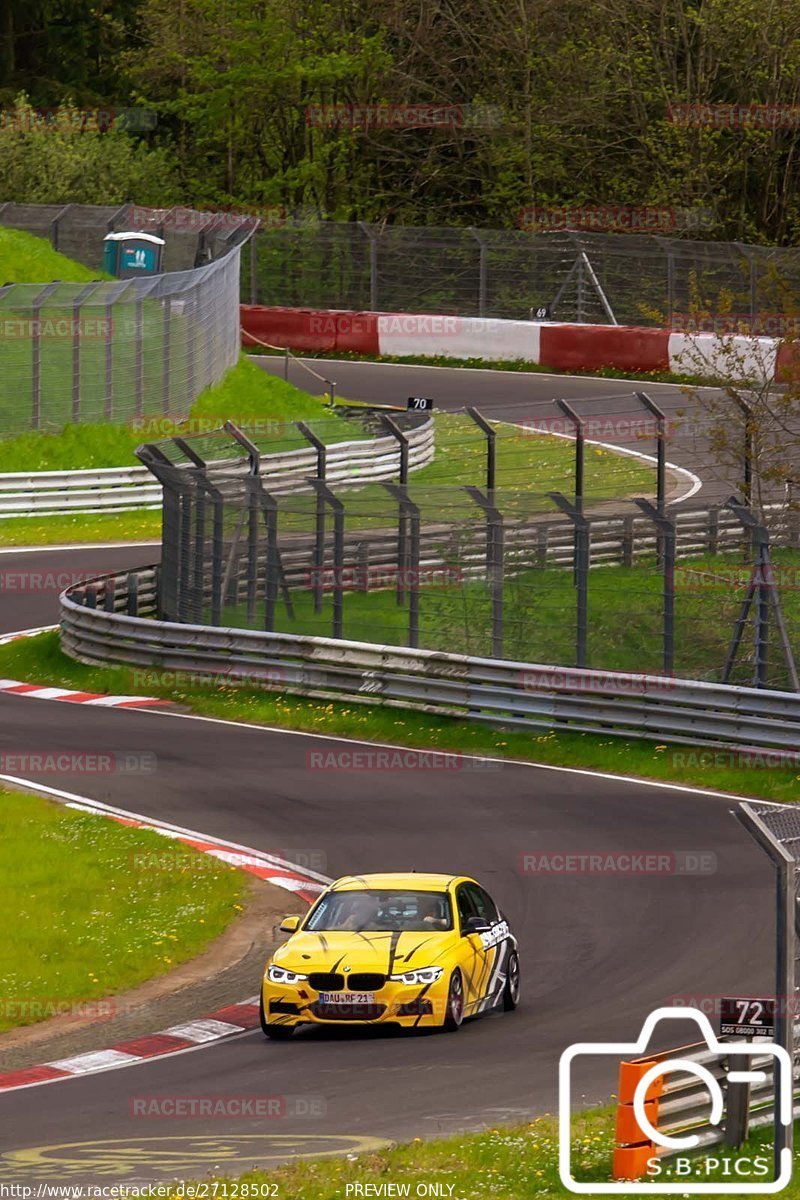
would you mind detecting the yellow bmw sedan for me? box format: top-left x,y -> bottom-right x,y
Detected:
259,872 -> 520,1038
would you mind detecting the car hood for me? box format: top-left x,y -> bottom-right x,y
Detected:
272,928 -> 459,975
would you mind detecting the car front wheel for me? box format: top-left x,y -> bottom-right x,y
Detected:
443,969 -> 464,1031
503,951 -> 520,1011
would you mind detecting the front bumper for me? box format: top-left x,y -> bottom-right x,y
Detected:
262,977 -> 449,1028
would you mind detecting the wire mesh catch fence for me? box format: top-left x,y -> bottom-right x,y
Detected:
0,242 -> 244,435
7,204 -> 800,329
137,409 -> 800,691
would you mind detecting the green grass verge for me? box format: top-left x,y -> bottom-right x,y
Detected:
214,548 -> 800,690
172,1113 -> 794,1197
0,226 -> 114,285
0,354 -> 349,473
0,376 -> 652,544
0,510 -> 162,546
1,632 -> 797,803
0,788 -> 245,1033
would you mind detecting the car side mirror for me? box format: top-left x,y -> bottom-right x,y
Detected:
279,915 -> 301,933
462,915 -> 491,935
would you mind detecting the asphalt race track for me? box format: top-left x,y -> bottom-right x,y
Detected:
0,363 -> 775,1186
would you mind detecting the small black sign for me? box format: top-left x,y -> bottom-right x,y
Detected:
720,996 -> 775,1038
532,305 -> 551,321
407,396 -> 434,411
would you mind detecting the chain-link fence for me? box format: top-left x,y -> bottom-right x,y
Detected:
0,202 -> 255,273
137,408 -> 800,692
6,204 -> 800,328
243,222 -> 800,327
0,237 -> 246,435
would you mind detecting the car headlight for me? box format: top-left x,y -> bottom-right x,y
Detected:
389,966 -> 444,986
267,964 -> 308,984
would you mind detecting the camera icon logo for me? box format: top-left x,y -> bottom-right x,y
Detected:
558,1006 -> 793,1194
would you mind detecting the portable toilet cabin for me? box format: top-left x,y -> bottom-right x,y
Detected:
103,231 -> 165,278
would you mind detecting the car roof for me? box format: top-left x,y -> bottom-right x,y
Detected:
329,872 -> 472,892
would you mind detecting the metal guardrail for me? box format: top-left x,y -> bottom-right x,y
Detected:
60,572 -> 800,751
0,419 -> 435,518
614,1032 -> 800,1178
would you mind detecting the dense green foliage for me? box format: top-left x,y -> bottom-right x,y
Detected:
2,1 -> 800,240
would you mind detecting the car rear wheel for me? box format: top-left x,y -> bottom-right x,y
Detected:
503,951 -> 520,1011
443,969 -> 464,1031
260,992 -> 294,1040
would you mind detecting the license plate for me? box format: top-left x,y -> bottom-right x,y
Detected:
319,992 -> 375,1005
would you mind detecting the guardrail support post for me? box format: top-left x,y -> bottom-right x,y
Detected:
723,1052 -> 752,1148
549,492 -> 589,667
126,572 -> 139,617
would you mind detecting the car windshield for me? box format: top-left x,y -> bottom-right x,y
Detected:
305,889 -> 453,932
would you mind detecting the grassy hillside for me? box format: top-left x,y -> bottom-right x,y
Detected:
0,355 -> 348,472
0,225 -> 112,284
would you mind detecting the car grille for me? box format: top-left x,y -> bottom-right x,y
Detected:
308,972 -> 344,992
312,1002 -> 387,1021
347,973 -> 385,991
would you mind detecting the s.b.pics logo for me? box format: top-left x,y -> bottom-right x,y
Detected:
559,1007 -> 792,1194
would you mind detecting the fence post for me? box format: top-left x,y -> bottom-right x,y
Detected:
733,393 -> 754,506
104,280 -> 134,422
359,221 -> 379,310
311,480 -> 345,638
134,294 -> 145,421
250,232 -> 258,306
635,392 -> 667,517
30,282 -> 60,430
379,413 -> 410,484
259,486 -> 279,633
469,228 -> 488,317
134,443 -> 183,620
50,203 -> 72,251
720,500 -> 800,690
173,436 -> 209,624
466,407 -> 496,497
554,398 -> 585,583
634,498 -> 675,677
71,283 -> 100,423
384,483 -> 421,647
549,491 -> 589,667
466,486 -> 504,657
735,803 -> 797,1182
380,415 -> 411,602
162,295 -> 172,414
296,421 -> 328,613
